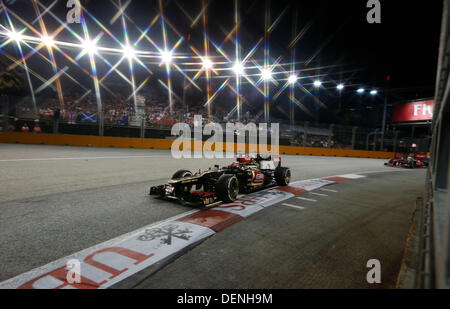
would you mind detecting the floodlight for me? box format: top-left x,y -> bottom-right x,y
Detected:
82,39 -> 97,55
232,62 -> 244,75
313,80 -> 322,88
288,75 -> 298,84
202,58 -> 213,70
7,30 -> 23,42
41,35 -> 55,47
122,44 -> 136,59
160,50 -> 172,64
261,68 -> 272,80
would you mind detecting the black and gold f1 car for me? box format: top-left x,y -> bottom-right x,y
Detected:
149,155 -> 291,208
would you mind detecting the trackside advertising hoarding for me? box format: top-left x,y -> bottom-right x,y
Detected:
392,100 -> 434,123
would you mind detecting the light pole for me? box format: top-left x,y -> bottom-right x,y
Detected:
380,92 -> 388,151
337,83 -> 344,111
380,77 -> 390,151
182,76 -> 187,113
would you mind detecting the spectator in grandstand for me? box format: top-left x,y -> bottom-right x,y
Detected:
33,123 -> 42,133
34,91 -> 213,128
21,123 -> 30,132
67,110 -> 77,124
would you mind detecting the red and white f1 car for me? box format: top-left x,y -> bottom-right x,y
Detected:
385,153 -> 429,168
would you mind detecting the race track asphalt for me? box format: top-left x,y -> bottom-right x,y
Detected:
0,143 -> 426,287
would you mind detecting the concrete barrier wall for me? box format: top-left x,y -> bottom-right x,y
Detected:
0,132 -> 395,159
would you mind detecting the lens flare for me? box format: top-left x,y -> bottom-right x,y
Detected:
0,0 -> 385,126
232,62 -> 244,75
261,68 -> 272,80
122,44 -> 136,59
160,50 -> 172,64
202,57 -> 213,70
7,30 -> 23,42
40,35 -> 55,47
288,75 -> 297,84
81,39 -> 98,55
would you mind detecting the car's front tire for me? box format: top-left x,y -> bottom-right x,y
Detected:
275,167 -> 291,186
172,169 -> 193,196
216,174 -> 239,203
172,169 -> 192,179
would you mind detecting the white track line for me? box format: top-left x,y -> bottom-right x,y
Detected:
0,155 -> 166,162
309,192 -> 328,197
337,174 -> 366,179
320,188 -> 338,193
296,197 -> 317,202
282,203 -> 305,210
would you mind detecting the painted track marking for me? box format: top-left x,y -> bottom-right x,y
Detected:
309,192 -> 328,197
282,203 -> 305,210
0,155 -> 166,162
320,188 -> 338,193
296,197 -> 317,202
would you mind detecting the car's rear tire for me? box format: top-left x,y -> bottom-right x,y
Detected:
275,167 -> 291,186
216,174 -> 239,203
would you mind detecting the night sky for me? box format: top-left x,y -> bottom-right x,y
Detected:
0,0 -> 443,127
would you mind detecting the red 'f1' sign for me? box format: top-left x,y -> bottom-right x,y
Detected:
392,100 -> 434,122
